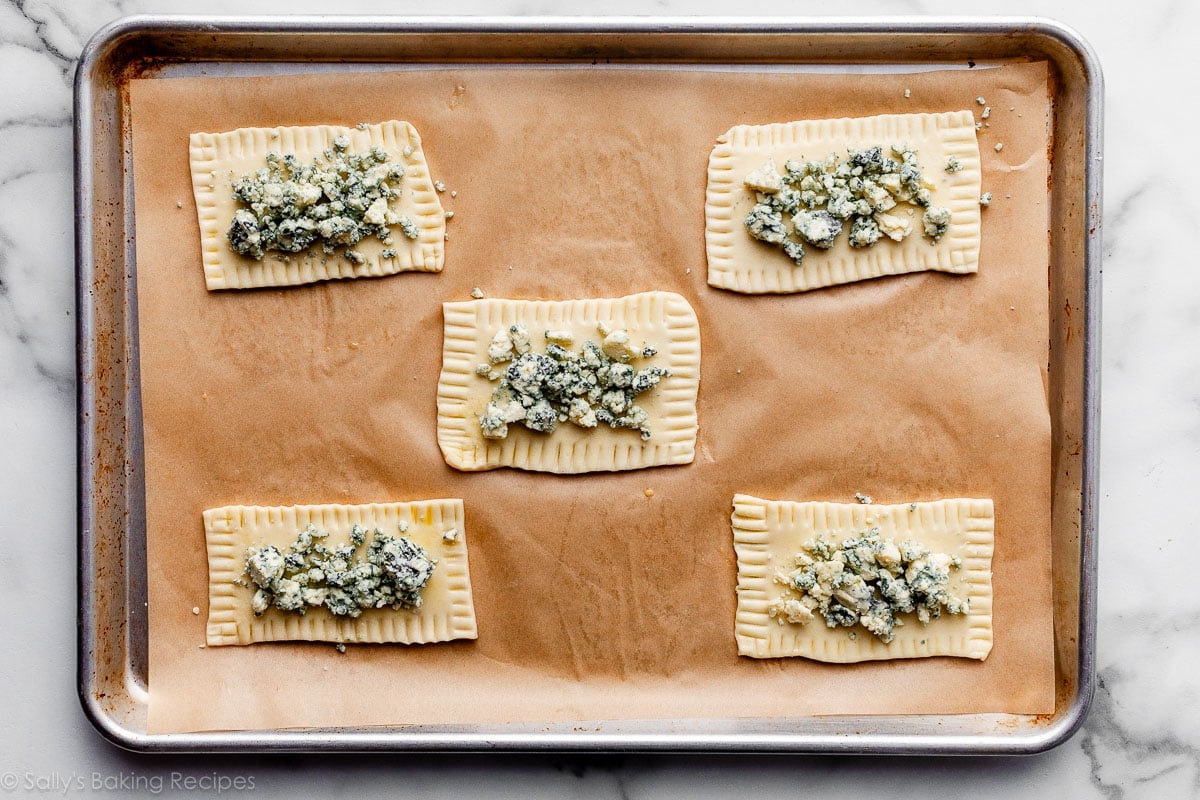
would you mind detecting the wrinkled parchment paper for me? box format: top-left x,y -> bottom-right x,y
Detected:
131,62 -> 1054,734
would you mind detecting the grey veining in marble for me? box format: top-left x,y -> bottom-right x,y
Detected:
3,0 -> 1199,796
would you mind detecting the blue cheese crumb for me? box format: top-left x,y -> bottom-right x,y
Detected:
335,643 -> 347,653
744,158 -> 785,193
470,287 -> 484,299
854,492 -> 873,504
994,143 -> 1003,152
398,216 -> 420,240
979,192 -> 993,207
945,156 -> 962,173
976,96 -> 986,105
434,180 -> 447,193
442,527 -> 460,542
921,206 -> 952,242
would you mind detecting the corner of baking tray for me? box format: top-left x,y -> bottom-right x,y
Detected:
75,15 -> 162,89
76,680 -> 148,753
1021,16 -> 1106,93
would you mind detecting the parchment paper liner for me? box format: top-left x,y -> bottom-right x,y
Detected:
131,62 -> 1054,733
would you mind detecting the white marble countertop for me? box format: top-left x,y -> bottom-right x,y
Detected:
2,0 -> 1195,795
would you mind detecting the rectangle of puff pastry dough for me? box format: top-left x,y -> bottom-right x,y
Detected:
706,111 -> 982,294
204,500 -> 477,647
437,291 -> 701,473
732,494 -> 993,662
189,120 -> 445,291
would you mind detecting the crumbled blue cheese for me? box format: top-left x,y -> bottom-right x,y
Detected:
744,203 -> 788,245
982,106 -> 991,119
487,329 -> 516,363
742,144 -> 947,263
477,323 -> 669,442
243,523 -> 436,617
225,140 -> 410,261
994,142 -> 1003,152
874,211 -> 911,242
470,287 -> 484,299
434,180 -> 447,193
793,210 -> 842,249
921,206 -> 952,242
945,156 -> 962,173
848,216 -> 882,248
442,527 -> 460,542
246,545 -> 285,586
743,158 -> 785,193
976,96 -> 986,106
397,216 -> 420,240
979,192 -> 993,207
767,528 -> 968,642
854,492 -> 872,504
601,329 -> 641,360
508,323 -> 531,355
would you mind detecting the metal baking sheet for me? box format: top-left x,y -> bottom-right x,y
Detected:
76,15 -> 1101,753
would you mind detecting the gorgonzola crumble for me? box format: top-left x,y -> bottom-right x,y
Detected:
741,145 -> 955,264
768,526 -> 969,643
244,523 -> 435,618
476,324 -> 670,442
226,139 -> 417,262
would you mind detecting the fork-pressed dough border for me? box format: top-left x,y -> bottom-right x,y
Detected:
204,500 -> 477,647
706,111 -> 982,294
732,494 -> 993,662
189,120 -> 445,291
437,291 -> 701,473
